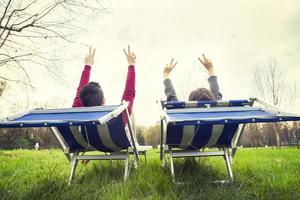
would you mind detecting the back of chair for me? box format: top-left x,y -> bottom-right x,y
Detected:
166,123 -> 239,150
163,100 -> 252,150
56,114 -> 131,152
0,104 -> 133,153
162,98 -> 300,150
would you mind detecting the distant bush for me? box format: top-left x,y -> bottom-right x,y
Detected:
0,128 -> 59,149
144,123 -> 160,148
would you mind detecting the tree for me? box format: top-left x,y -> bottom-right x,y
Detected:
135,125 -> 146,145
253,58 -> 297,149
280,123 -> 291,143
241,123 -> 264,147
295,122 -> 300,142
290,121 -> 300,142
144,123 -> 160,148
262,123 -> 276,147
248,124 -> 262,147
0,0 -> 106,88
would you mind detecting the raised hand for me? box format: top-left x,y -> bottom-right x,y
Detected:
163,58 -> 178,79
123,45 -> 136,66
85,47 -> 96,66
198,54 -> 215,76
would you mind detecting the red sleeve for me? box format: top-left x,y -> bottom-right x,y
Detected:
121,65 -> 136,123
72,65 -> 91,107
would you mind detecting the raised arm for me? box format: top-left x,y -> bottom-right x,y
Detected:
121,45 -> 136,115
198,54 -> 222,100
72,47 -> 96,107
163,59 -> 179,101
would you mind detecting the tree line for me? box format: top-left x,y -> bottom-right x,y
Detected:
1,121 -> 299,149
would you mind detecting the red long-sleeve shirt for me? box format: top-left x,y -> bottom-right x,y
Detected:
72,64 -> 136,124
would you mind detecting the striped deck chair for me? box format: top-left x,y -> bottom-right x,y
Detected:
159,98 -> 300,182
0,101 -> 139,185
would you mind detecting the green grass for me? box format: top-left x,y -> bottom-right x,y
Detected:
0,148 -> 300,200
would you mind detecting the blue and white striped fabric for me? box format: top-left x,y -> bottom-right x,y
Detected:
55,115 -> 130,152
163,100 -> 300,150
0,105 -> 131,152
166,123 -> 239,150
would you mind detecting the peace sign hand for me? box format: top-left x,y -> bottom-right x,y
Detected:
198,54 -> 215,76
163,58 -> 178,79
123,45 -> 136,66
85,47 -> 96,66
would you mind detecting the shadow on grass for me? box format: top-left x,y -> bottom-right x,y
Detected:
167,157 -> 226,183
78,160 -> 127,183
19,160 -> 129,200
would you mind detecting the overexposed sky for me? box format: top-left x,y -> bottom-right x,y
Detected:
1,0 -> 300,126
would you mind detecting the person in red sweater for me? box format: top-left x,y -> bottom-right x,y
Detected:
72,46 -> 136,124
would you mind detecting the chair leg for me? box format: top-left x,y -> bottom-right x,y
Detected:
161,145 -> 166,167
124,158 -> 129,181
224,148 -> 233,182
133,151 -> 138,169
68,154 -> 78,185
160,120 -> 164,160
65,153 -> 71,162
124,151 -> 134,181
169,147 -> 175,182
68,153 -> 75,163
228,148 -> 233,164
232,148 -> 237,158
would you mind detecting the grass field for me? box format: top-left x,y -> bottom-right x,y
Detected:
0,148 -> 299,200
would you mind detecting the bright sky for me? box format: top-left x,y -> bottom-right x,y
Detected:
1,0 -> 300,126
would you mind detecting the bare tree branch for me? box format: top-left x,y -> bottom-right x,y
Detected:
253,58 -> 298,149
0,0 -> 107,91
0,0 -> 12,25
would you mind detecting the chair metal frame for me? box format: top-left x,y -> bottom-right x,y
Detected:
50,101 -> 139,185
158,97 -> 293,182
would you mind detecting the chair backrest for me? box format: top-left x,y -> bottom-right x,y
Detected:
56,114 -> 131,152
0,105 -> 132,153
162,100 -> 252,150
162,99 -> 300,150
165,123 -> 239,150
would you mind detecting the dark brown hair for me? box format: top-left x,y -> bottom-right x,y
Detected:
188,88 -> 214,101
79,82 -> 104,106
